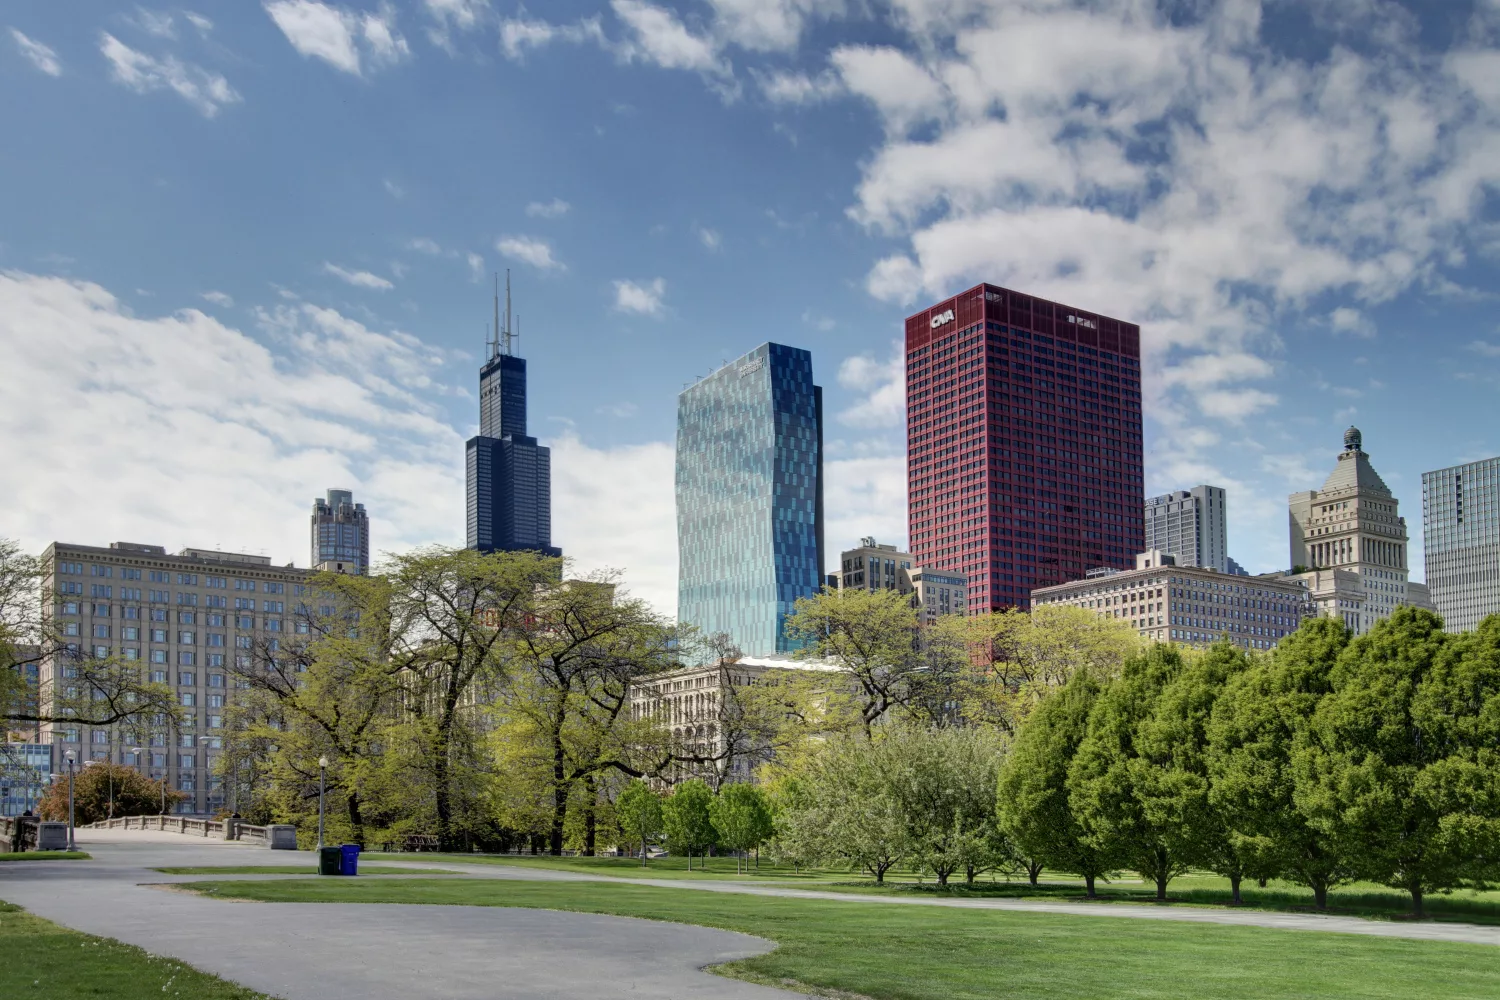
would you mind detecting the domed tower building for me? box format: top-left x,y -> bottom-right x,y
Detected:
1287,427 -> 1435,634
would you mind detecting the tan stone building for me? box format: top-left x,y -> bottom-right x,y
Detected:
40,541 -> 313,816
834,537 -> 967,622
1032,550 -> 1313,651
1288,427 -> 1435,635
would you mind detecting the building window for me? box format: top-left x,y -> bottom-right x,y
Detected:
180,693 -> 196,707
207,654 -> 225,667
91,730 -> 109,744
208,673 -> 225,688
178,651 -> 196,666
178,631 -> 196,645
150,670 -> 167,683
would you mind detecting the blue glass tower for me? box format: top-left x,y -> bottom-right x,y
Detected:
466,276 -> 560,558
676,343 -> 824,655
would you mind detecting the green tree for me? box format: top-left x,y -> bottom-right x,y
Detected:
1068,644 -> 1189,900
1295,607 -> 1500,915
615,779 -> 663,866
885,725 -> 1008,885
39,762 -> 182,826
1207,617 -> 1354,908
662,779 -> 716,869
784,588 -> 924,734
777,734 -> 912,882
1135,640 -> 1263,902
709,782 -> 774,873
998,669 -> 1121,897
966,604 -> 1142,734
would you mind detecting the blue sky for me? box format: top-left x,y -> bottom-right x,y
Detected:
3,0 -> 1499,615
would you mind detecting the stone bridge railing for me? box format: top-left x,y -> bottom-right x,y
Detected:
1,814 -> 39,852
84,815 -> 298,848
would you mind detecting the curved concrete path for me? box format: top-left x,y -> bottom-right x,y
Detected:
0,830 -> 796,1000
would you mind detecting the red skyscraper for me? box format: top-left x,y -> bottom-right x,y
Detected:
906,284 -> 1144,612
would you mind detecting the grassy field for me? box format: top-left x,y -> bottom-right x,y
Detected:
360,852 -> 1500,921
179,876 -> 1500,1000
362,851 -> 837,881
0,851 -> 90,862
152,865 -> 464,875
0,901 -> 273,999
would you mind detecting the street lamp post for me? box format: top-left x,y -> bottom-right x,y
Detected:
316,756 -> 329,851
130,748 -> 145,830
63,750 -> 77,851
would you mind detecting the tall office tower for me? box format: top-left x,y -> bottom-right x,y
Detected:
906,284 -> 1145,612
836,538 -> 912,594
1422,455 -> 1500,632
1288,427 -> 1433,635
311,488 -> 369,574
466,275 -> 560,558
677,343 -> 824,656
40,541 -> 312,816
1144,486 -> 1228,573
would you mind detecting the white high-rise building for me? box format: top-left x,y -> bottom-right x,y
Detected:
1288,427 -> 1434,635
1144,486 -> 1228,573
1422,456 -> 1500,632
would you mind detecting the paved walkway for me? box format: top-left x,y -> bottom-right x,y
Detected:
0,830 -> 795,1000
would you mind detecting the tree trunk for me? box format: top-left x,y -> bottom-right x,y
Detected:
1229,873 -> 1242,906
432,725 -> 452,851
641,836 -> 648,867
346,790 -> 364,848
1410,881 -> 1425,919
1153,846 -> 1170,900
936,869 -> 950,885
1311,875 -> 1328,910
1258,876 -> 1267,888
965,864 -> 977,885
1084,873 -> 1097,899
1027,860 -> 1043,886
582,776 -> 597,857
1155,873 -> 1168,900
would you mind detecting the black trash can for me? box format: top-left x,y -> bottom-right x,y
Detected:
339,843 -> 361,876
319,846 -> 342,876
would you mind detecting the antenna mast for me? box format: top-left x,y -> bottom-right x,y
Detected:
491,274 -> 501,358
503,269 -> 514,356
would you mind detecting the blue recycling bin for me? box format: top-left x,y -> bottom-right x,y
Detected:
339,843 -> 361,876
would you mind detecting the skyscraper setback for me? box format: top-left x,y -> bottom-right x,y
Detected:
906,284 -> 1145,611
466,275 -> 560,558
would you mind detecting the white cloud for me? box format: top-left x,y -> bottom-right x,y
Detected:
263,0 -> 409,76
11,28 -> 61,76
382,178 -> 404,199
706,0 -> 843,53
550,431 -> 676,614
499,14 -> 604,60
801,309 -> 835,331
200,290 -> 234,307
697,227 -> 721,250
1468,339 -> 1500,358
132,8 -> 178,39
322,262 -> 394,289
185,12 -> 214,33
423,0 -> 488,49
525,198 -> 571,218
823,450 -> 908,570
836,342 -> 906,428
466,252 -> 484,281
99,33 -> 240,117
406,237 -> 442,254
496,235 -> 563,271
1329,306 -> 1376,338
0,270 -> 465,566
612,277 -> 667,316
831,45 -> 945,136
756,68 -> 841,104
612,0 -> 724,74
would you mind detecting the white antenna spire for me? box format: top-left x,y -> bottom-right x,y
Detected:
503,269 -> 514,356
491,274 -> 501,359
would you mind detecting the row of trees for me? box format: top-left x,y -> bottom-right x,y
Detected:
998,609 -> 1500,914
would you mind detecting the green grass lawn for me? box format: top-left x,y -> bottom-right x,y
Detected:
810,873 -> 1500,924
361,851 -> 838,881
0,901 -> 272,999
0,851 -> 90,862
179,877 -> 1499,1000
152,865 -> 463,875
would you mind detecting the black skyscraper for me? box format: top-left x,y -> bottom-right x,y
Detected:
466,275 -> 561,558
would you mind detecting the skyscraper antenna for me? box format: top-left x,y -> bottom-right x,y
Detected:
504,269 -> 514,356
492,274 -> 501,359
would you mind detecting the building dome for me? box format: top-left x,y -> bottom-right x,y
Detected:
1343,426 -> 1362,452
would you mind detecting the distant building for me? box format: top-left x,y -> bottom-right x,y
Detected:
905,284 -> 1145,612
676,343 -> 824,656
310,488 -> 369,575
40,541 -> 314,816
833,538 -> 966,623
1288,427 -> 1433,634
836,538 -> 911,594
1145,486 -> 1228,573
1422,456 -> 1500,632
909,568 -> 968,621
1033,550 -> 1313,651
466,275 -> 560,559
0,743 -> 53,817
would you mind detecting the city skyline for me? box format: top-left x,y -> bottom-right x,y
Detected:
6,2 -> 1500,617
